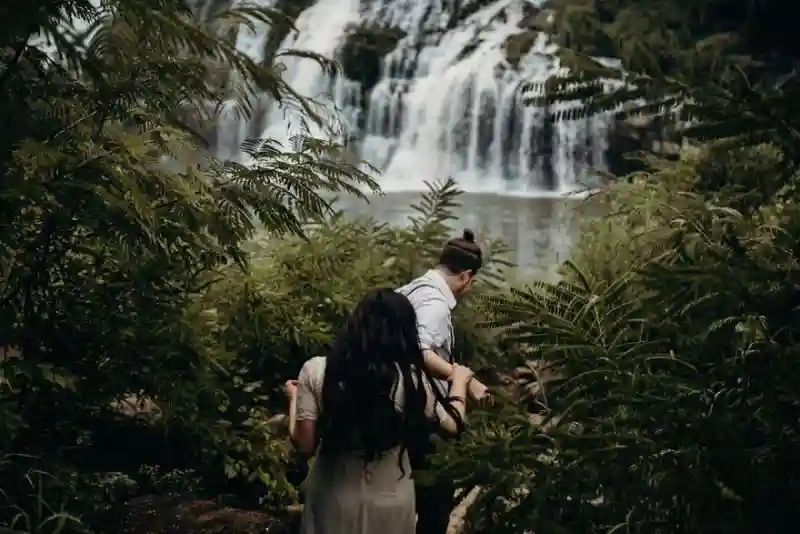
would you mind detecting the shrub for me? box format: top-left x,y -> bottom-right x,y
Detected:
0,0 -> 520,529
450,143 -> 800,534
0,0 -> 375,526
183,179 -> 518,508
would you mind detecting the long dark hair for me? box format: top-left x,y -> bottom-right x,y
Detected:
317,288 -> 462,470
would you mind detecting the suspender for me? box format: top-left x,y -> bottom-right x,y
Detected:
402,282 -> 438,297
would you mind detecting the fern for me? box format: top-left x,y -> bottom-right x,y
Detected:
441,136 -> 800,534
0,0 -> 384,519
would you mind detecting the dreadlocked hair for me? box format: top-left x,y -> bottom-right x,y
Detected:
317,288 -> 462,473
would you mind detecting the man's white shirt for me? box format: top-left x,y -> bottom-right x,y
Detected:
396,269 -> 456,396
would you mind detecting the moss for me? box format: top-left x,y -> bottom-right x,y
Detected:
519,7 -> 553,30
504,30 -> 539,69
339,23 -> 405,92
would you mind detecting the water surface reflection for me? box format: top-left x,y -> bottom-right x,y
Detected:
335,193 -> 580,277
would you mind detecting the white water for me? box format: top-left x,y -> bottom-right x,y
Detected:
27,1 -> 99,59
30,0 -> 614,198
260,0 -> 362,144
213,0 -> 614,197
358,0 -> 611,196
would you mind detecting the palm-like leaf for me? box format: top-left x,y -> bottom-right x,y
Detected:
527,0 -> 800,181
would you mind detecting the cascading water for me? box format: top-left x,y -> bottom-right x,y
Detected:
214,0 -> 614,197
259,0 -> 362,144
23,0 -> 601,267
358,0 -> 611,195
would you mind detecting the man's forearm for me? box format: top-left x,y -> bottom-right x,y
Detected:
422,349 -> 488,400
422,348 -> 455,379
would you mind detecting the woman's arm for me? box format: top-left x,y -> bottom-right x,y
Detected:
286,359 -> 321,456
286,380 -> 298,439
292,420 -> 317,456
438,373 -> 468,434
424,365 -> 472,435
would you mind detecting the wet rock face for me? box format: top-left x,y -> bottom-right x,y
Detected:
260,0 -> 318,66
93,495 -> 294,534
340,23 -> 406,93
504,30 -> 539,69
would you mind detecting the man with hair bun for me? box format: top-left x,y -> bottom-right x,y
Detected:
396,228 -> 488,534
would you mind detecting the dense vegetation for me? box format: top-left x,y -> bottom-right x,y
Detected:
4,0 -> 800,534
0,1 -> 517,531
443,2 -> 800,534
1,0 -> 366,524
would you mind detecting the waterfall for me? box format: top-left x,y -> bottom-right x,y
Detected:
221,0 -> 615,197
357,0 -> 611,196
259,0 -> 363,145
25,0 -> 614,198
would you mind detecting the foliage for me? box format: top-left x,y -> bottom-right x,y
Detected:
0,0 -> 390,530
526,0 -> 800,185
444,142 -> 800,534
443,4 -> 800,534
0,456 -> 83,534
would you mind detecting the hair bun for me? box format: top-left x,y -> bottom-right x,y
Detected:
461,228 -> 475,243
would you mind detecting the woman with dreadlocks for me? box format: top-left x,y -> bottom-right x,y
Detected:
283,288 -> 473,534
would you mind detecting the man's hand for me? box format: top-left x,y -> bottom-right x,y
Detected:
421,348 -> 488,401
448,363 -> 475,386
468,378 -> 489,401
446,364 -> 489,402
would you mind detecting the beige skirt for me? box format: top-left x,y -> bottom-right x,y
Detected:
299,447 -> 416,534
